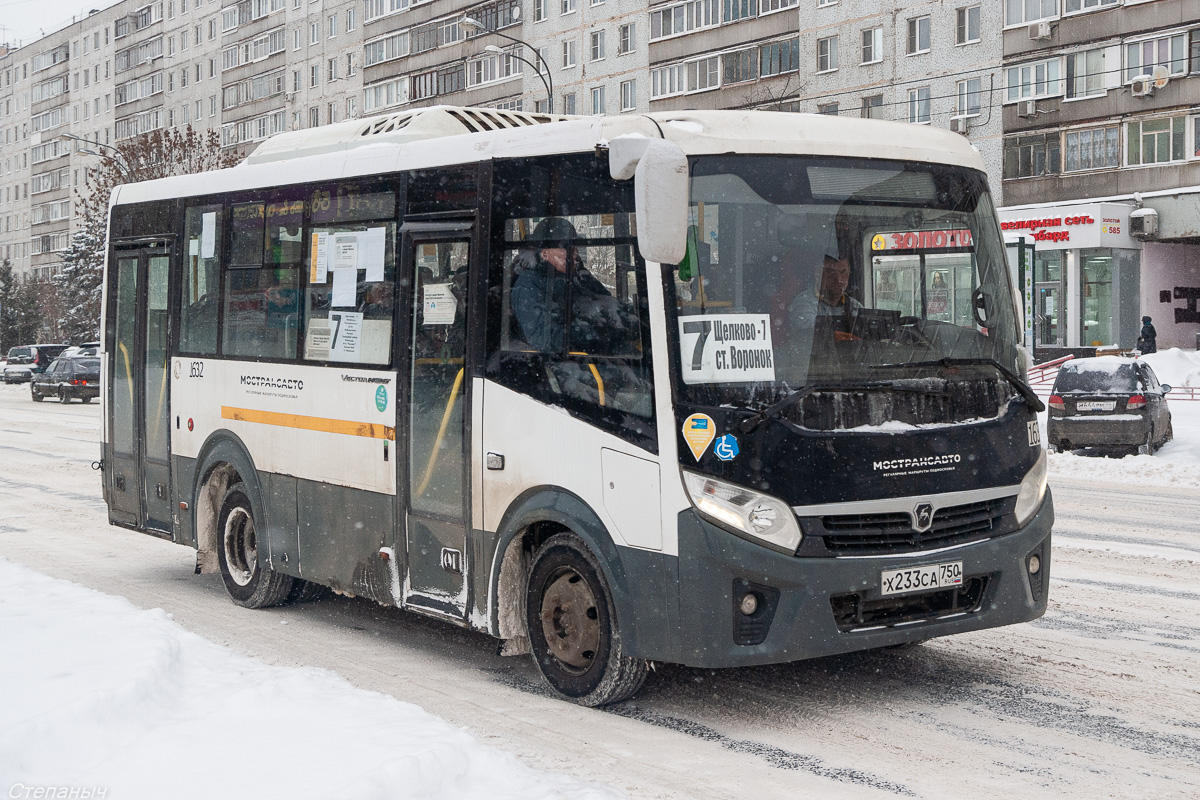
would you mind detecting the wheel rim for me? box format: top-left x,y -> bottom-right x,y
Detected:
539,568 -> 601,672
222,507 -> 257,587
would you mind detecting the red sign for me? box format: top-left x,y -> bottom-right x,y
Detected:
871,229 -> 973,252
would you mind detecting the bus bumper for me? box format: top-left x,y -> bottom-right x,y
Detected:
665,491 -> 1053,669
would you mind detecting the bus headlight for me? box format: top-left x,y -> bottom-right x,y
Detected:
1013,449 -> 1047,527
682,471 -> 802,554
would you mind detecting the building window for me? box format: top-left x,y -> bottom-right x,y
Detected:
328,57 -> 338,80
651,0 -> 720,40
620,79 -> 636,111
817,0 -> 835,6
908,87 -> 930,123
1064,126 -> 1119,171
724,0 -> 758,24
861,26 -> 882,64
310,21 -> 319,44
562,39 -> 576,68
861,94 -> 884,119
818,102 -> 839,116
1003,133 -> 1061,178
328,14 -> 337,37
590,30 -> 605,61
561,0 -> 576,14
1005,0 -> 1056,26
309,106 -> 318,127
562,92 -> 576,114
534,0 -> 546,21
762,0 -> 797,11
760,38 -> 799,75
1064,0 -> 1117,13
957,77 -> 981,117
723,48 -> 757,84
310,64 -> 320,87
906,16 -> 930,55
689,56 -> 720,91
347,8 -> 355,30
1125,34 -> 1187,83
618,23 -> 635,54
817,35 -> 838,72
591,85 -> 605,114
956,5 -> 980,45
1127,117 -> 1186,165
1006,58 -> 1062,101
1066,48 -> 1106,99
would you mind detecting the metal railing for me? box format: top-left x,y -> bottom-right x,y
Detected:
1026,352 -> 1198,401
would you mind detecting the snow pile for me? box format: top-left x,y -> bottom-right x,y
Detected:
1140,347 -> 1200,388
1041,397 -> 1200,489
0,559 -> 621,800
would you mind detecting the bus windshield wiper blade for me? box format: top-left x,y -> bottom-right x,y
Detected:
739,381 -> 948,434
872,357 -> 1045,413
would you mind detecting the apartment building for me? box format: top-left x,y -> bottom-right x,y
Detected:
998,0 -> 1200,352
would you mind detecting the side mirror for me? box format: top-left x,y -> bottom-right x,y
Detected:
609,136 -> 689,266
1161,384 -> 1171,394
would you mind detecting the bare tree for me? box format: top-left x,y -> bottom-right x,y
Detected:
56,126 -> 242,342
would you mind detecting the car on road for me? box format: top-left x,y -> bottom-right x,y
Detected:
1046,356 -> 1173,455
3,344 -> 70,384
30,356 -> 101,403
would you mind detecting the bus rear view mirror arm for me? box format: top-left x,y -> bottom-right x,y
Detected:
608,136 -> 689,266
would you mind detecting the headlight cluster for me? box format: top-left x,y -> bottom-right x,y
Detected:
682,471 -> 803,554
1013,448 -> 1048,526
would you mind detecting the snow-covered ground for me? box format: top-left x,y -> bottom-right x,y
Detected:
1040,348 -> 1200,489
0,556 -> 619,800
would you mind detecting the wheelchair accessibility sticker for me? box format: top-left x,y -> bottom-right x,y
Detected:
682,414 -> 716,461
714,434 -> 739,461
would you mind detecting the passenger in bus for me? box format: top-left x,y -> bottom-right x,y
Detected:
511,217 -> 637,355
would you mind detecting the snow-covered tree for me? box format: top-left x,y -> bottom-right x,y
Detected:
0,260 -> 42,351
60,126 -> 242,342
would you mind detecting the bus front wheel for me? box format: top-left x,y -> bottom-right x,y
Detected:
217,483 -> 295,608
526,533 -> 647,706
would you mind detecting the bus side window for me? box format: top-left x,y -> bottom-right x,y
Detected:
180,203 -> 222,356
222,201 -> 302,360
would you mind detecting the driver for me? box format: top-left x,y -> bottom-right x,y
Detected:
788,252 -> 862,342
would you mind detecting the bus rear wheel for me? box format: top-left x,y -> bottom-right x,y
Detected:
526,533 -> 647,706
217,483 -> 294,608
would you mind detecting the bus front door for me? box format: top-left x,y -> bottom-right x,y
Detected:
401,225 -> 474,618
107,245 -> 173,536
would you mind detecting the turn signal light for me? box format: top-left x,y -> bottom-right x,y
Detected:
1047,395 -> 1065,410
1127,395 -> 1146,409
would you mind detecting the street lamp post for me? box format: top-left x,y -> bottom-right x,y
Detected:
483,45 -> 552,112
59,132 -> 132,181
460,16 -> 554,113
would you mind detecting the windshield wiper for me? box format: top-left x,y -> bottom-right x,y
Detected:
872,357 -> 1045,413
739,381 -> 949,434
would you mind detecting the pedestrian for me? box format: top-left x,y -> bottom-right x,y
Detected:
1136,315 -> 1157,354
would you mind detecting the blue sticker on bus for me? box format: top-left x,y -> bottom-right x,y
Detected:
714,434 -> 739,461
375,385 -> 388,412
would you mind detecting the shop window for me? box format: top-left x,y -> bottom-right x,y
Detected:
1080,249 -> 1113,347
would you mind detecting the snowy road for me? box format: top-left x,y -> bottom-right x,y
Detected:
1,383 -> 1198,799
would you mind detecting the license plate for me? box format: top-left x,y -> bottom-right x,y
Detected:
1076,400 -> 1115,411
880,562 -> 963,596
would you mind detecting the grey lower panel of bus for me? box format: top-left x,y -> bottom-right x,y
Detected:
655,493 -> 1054,670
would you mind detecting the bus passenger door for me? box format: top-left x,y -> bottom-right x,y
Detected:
401,225 -> 473,618
107,245 -> 173,536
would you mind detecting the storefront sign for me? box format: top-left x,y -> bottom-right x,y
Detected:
870,229 -> 973,252
997,203 -> 1135,251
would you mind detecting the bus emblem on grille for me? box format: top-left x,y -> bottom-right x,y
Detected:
912,502 -> 935,533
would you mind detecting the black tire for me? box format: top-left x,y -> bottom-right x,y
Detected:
82,396 -> 92,404
1165,420 -> 1173,443
31,385 -> 43,402
58,388 -> 71,404
216,483 -> 295,608
286,580 -> 332,604
526,532 -> 648,706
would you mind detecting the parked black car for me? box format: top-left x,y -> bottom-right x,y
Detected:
3,343 -> 70,384
31,356 -> 101,403
1046,357 -> 1173,455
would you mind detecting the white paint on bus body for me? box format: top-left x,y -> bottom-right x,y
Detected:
171,358 -> 396,496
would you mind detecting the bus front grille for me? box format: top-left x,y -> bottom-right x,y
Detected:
820,498 -> 1008,554
830,576 -> 989,632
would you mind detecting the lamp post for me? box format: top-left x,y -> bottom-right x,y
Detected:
484,45 -> 552,112
460,16 -> 553,113
59,132 -> 132,181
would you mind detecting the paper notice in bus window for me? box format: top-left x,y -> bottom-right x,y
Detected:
331,266 -> 357,307
332,232 -> 359,269
423,283 -> 457,325
201,212 -> 216,258
305,319 -> 331,361
311,232 -> 329,284
329,310 -> 362,362
364,227 -> 386,282
678,314 -> 775,384
189,239 -> 198,257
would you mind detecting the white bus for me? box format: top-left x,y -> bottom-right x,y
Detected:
101,106 -> 1052,706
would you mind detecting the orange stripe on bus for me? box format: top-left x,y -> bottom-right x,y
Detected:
221,407 -> 395,441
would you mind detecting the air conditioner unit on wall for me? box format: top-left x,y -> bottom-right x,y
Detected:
1017,100 -> 1037,118
1028,21 -> 1052,40
1130,75 -> 1155,97
1130,208 -> 1159,239
950,117 -> 970,134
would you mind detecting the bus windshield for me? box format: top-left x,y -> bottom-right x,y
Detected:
669,155 -> 1021,414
